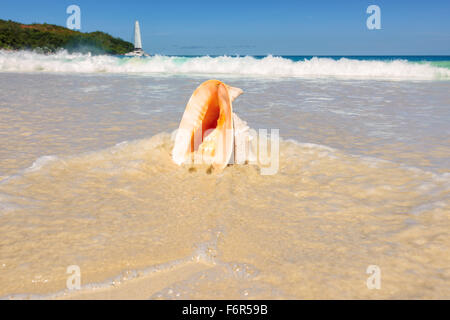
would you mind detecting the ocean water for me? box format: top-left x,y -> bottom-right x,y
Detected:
1,50 -> 450,79
0,51 -> 449,299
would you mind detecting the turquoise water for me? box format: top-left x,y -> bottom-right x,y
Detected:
168,55 -> 450,61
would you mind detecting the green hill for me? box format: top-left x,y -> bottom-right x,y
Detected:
0,19 -> 134,55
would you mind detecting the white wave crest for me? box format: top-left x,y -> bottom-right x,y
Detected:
0,50 -> 449,80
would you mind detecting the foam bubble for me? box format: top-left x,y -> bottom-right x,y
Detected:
25,155 -> 58,173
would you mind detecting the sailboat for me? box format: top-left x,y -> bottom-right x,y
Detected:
125,21 -> 150,57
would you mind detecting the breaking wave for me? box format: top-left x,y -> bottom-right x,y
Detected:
0,50 -> 449,80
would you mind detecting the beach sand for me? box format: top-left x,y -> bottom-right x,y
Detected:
0,56 -> 449,299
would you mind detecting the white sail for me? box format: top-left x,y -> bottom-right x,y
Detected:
134,21 -> 142,49
124,20 -> 149,57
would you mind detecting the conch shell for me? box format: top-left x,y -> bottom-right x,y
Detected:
172,80 -> 245,171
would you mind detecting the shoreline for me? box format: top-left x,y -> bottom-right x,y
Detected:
57,261 -> 213,300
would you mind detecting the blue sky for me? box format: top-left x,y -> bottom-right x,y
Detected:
1,0 -> 449,55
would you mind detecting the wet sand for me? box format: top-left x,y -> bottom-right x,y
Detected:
0,73 -> 449,299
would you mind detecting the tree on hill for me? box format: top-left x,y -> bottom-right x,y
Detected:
0,19 -> 134,55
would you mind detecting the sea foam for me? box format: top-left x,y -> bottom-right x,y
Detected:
0,50 -> 449,80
